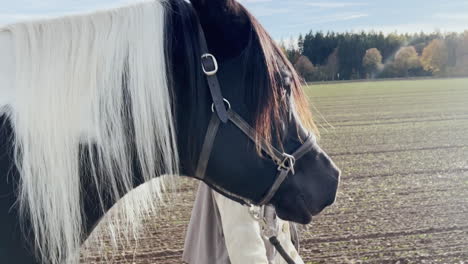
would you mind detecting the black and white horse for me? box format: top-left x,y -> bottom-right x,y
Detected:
0,0 -> 340,263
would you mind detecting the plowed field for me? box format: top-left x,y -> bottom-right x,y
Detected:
82,78 -> 468,264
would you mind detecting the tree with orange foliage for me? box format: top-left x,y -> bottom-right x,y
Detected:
421,39 -> 448,75
394,46 -> 421,77
362,48 -> 383,78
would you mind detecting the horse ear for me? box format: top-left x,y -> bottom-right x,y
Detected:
189,0 -> 249,59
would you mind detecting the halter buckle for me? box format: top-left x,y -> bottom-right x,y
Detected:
201,53 -> 218,76
277,153 -> 296,174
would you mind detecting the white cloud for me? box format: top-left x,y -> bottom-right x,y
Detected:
306,2 -> 367,8
434,13 -> 468,21
352,23 -> 467,34
283,12 -> 369,29
249,7 -> 291,17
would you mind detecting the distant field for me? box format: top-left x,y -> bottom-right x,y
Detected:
301,78 -> 468,263
82,78 -> 468,263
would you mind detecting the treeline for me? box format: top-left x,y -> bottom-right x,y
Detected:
280,31 -> 468,81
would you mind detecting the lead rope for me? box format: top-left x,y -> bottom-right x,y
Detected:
249,206 -> 297,264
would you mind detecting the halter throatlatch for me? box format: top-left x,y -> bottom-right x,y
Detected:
194,22 -> 313,264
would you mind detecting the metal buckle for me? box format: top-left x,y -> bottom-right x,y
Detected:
248,205 -> 275,239
201,53 -> 218,76
211,98 -> 231,113
277,153 -> 296,174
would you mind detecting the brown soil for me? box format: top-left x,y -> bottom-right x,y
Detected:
81,79 -> 468,264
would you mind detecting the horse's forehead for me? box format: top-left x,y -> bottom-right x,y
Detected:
0,30 -> 15,110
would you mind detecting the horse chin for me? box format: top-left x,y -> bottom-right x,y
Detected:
274,194 -> 313,225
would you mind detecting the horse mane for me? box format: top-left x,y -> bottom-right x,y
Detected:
2,1 -> 178,263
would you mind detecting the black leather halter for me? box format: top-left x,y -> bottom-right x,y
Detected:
194,24 -> 315,207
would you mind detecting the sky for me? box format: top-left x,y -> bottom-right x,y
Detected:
1,0 -> 467,40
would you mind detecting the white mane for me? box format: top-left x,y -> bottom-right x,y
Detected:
0,30 -> 15,112
0,1 -> 178,263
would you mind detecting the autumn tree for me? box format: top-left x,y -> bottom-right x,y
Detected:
421,39 -> 448,75
362,48 -> 383,78
394,46 -> 421,76
294,56 -> 315,81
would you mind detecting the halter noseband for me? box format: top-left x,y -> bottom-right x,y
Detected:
194,24 -> 315,207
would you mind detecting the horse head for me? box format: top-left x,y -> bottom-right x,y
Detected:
171,0 -> 341,224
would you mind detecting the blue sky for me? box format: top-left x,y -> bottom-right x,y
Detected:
1,0 -> 467,40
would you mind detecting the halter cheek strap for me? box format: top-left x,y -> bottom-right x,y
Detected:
198,24 -> 229,123
194,23 -> 315,206
195,113 -> 220,178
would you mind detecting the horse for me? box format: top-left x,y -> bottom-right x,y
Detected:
0,0 -> 341,263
